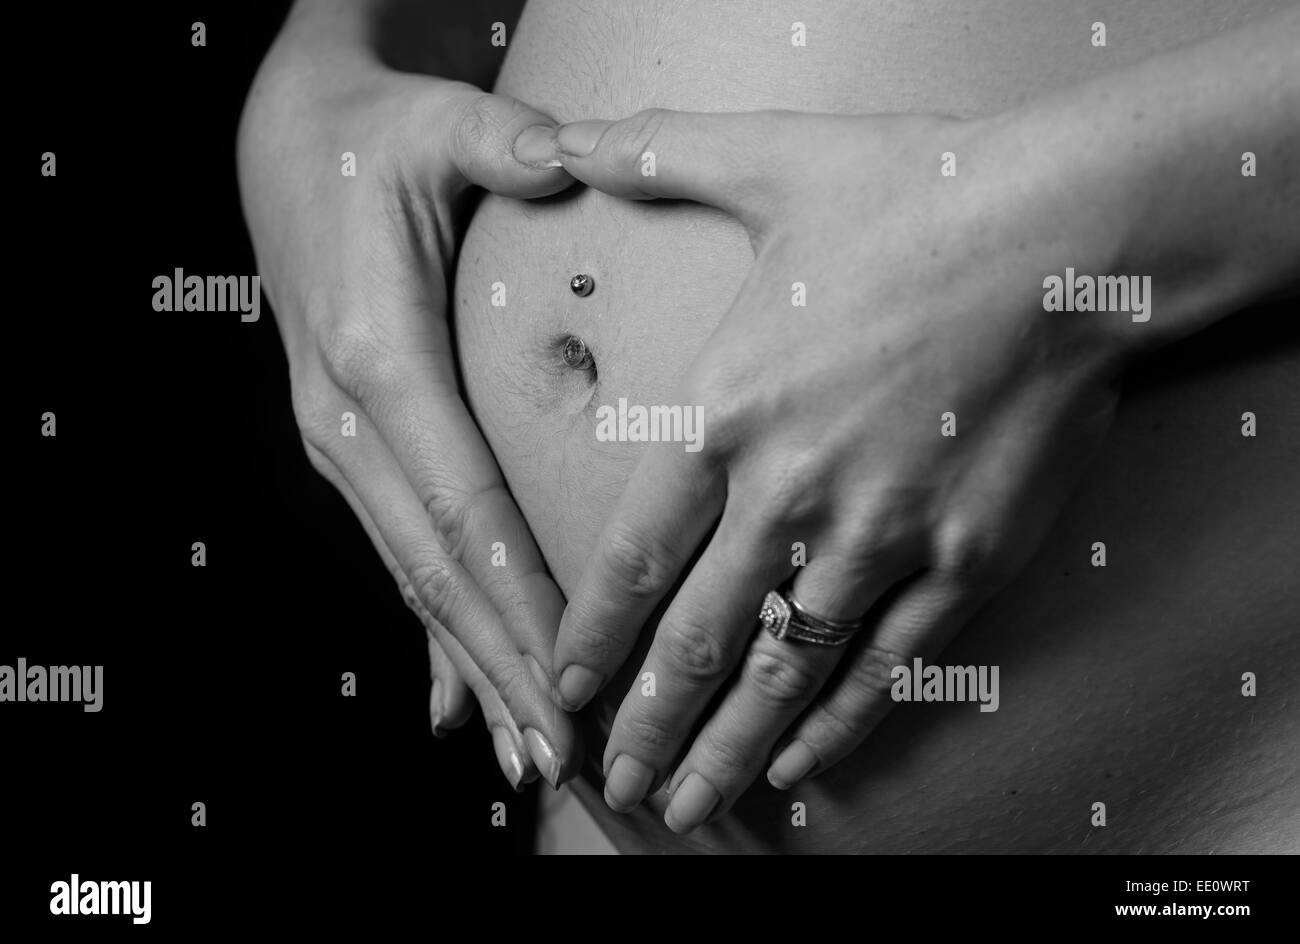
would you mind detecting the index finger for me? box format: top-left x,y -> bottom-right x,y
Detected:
553,438 -> 725,711
551,108 -> 796,230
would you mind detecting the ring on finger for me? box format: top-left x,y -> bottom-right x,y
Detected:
758,588 -> 864,646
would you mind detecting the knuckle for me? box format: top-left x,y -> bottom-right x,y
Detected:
755,455 -> 828,529
698,729 -> 753,776
408,557 -> 459,620
290,381 -> 340,454
317,320 -> 400,408
425,483 -> 510,561
618,710 -> 678,755
453,93 -> 502,156
806,699 -> 858,748
697,394 -> 748,461
299,435 -> 335,479
840,499 -> 907,559
600,522 -> 680,601
658,616 -> 729,685
425,488 -> 471,558
604,108 -> 669,177
845,645 -> 907,705
393,566 -> 425,616
742,647 -> 820,707
685,367 -> 754,461
562,604 -> 626,663
934,519 -> 1011,585
773,456 -> 827,511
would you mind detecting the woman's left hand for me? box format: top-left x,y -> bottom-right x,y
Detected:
542,107 -> 1138,832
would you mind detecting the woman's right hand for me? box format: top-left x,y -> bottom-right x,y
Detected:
237,21 -> 580,789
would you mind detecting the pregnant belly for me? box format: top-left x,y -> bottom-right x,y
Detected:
452,0 -> 1300,852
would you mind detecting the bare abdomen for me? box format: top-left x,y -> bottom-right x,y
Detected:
453,0 -> 1300,852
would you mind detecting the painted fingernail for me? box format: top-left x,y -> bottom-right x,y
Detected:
604,754 -> 655,812
429,678 -> 445,737
557,664 -> 602,710
512,124 -> 561,167
664,772 -> 720,833
524,728 -> 562,789
768,740 -> 819,790
491,727 -> 527,792
556,120 -> 611,158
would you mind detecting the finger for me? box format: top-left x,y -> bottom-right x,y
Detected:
550,108 -> 802,229
553,443 -> 725,712
601,513 -> 792,813
305,438 -> 538,785
413,600 -> 544,790
424,614 -> 544,789
661,619 -> 845,833
410,592 -> 546,787
307,397 -> 576,788
326,330 -> 567,679
787,525 -> 924,625
426,632 -> 473,734
767,571 -> 994,789
320,325 -> 579,782
661,537 -> 919,833
435,86 -> 574,198
303,437 -> 476,730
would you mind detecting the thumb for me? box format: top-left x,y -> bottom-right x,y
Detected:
551,108 -> 792,229
439,88 -> 576,199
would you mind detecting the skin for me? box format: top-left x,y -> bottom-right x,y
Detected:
544,8 -> 1300,834
454,0 -> 1299,850
237,0 -> 585,790
245,0 -> 1300,851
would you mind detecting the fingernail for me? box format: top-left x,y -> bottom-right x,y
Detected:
512,125 -> 562,167
491,727 -> 527,792
768,740 -> 819,790
523,728 -> 562,789
604,754 -> 655,813
664,772 -> 720,833
429,678 -> 444,737
557,664 -> 602,711
556,120 -> 611,158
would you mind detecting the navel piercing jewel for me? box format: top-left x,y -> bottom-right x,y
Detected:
570,274 -> 594,297
562,335 -> 593,370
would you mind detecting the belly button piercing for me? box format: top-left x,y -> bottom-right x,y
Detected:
562,335 -> 594,370
570,274 -> 594,297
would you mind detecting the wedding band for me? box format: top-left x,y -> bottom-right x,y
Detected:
758,590 -> 863,646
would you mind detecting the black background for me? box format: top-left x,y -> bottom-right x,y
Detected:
11,0 -> 539,923
7,0 -> 1293,927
